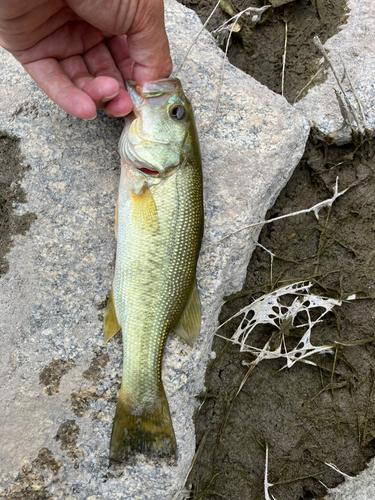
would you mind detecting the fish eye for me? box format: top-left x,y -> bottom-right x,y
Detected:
169,105 -> 187,121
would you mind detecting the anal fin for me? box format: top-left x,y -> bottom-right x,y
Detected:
103,286 -> 121,344
173,277 -> 201,347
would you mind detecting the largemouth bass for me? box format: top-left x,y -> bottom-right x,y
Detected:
104,78 -> 204,461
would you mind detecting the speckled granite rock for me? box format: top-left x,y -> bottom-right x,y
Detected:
0,1 -> 308,498
295,0 -> 375,145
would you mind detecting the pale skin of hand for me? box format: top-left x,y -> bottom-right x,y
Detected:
0,0 -> 172,119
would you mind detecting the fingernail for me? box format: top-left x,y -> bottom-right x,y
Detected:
105,110 -> 129,119
101,91 -> 119,103
111,112 -> 128,118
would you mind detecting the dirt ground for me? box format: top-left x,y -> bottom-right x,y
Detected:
178,0 -> 348,103
0,132 -> 36,277
188,133 -> 375,499
176,1 -> 375,498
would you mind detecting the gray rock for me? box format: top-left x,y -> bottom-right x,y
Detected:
0,0 -> 308,498
295,0 -> 375,145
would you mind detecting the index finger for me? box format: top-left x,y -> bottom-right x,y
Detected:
23,57 -> 97,119
106,35 -> 135,82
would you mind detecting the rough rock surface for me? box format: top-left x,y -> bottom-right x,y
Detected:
0,1 -> 308,498
295,0 -> 375,145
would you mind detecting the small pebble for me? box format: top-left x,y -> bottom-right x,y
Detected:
94,294 -> 107,310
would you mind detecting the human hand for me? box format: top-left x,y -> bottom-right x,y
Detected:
0,0 -> 172,119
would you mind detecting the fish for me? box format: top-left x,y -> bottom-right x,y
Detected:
103,78 -> 204,462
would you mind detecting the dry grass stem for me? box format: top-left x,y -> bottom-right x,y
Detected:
201,18 -> 236,133
340,54 -> 368,130
175,0 -> 270,121
201,5 -> 270,133
214,177 -> 347,246
265,443 -> 277,500
256,242 -> 275,285
172,432 -> 209,500
212,5 -> 270,34
314,36 -> 368,137
294,62 -> 327,103
281,21 -> 288,97
325,462 -> 353,480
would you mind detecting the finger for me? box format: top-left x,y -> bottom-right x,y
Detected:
0,5 -> 80,52
107,36 -> 135,82
23,58 -> 97,119
83,41 -> 125,86
60,50 -> 132,117
83,42 -> 133,116
103,88 -> 133,118
60,54 -> 120,107
12,21 -> 109,64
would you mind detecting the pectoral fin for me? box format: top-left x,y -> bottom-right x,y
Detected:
103,286 -> 121,344
131,186 -> 158,230
173,278 -> 201,347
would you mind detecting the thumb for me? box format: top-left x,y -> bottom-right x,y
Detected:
126,0 -> 172,82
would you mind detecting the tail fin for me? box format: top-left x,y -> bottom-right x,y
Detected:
109,389 -> 177,462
